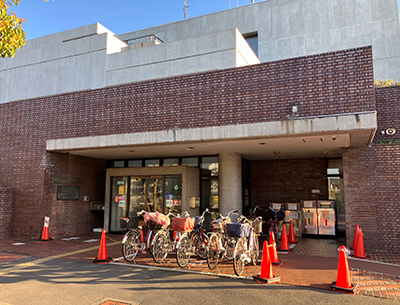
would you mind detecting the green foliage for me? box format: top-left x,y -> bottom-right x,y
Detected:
374,79 -> 400,88
0,0 -> 50,58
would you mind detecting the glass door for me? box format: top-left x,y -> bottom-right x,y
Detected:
110,176 -> 129,232
129,177 -> 145,218
146,177 -> 164,212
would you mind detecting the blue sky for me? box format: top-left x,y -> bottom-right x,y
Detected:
12,0 -> 258,40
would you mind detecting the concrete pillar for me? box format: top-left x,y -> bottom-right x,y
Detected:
218,152 -> 242,215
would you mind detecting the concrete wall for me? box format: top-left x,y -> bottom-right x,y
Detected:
0,25 -> 258,104
118,0 -> 400,81
105,28 -> 259,87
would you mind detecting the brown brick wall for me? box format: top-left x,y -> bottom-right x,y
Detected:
374,86 -> 400,143
251,158 -> 328,208
0,187 -> 14,238
342,85 -> 400,252
0,46 -> 374,238
343,144 -> 400,252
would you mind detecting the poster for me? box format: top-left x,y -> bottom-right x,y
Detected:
173,200 -> 179,206
166,199 -> 173,207
119,186 -> 125,195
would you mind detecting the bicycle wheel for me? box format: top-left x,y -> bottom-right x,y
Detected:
176,233 -> 191,268
192,231 -> 208,259
151,231 -> 169,263
146,230 -> 155,254
224,237 -> 235,260
251,234 -> 259,266
122,229 -> 140,262
206,233 -> 220,270
233,238 -> 246,276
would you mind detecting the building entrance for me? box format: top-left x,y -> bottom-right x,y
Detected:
109,175 -> 182,232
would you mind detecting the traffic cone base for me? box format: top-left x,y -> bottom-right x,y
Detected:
92,230 -> 113,264
330,281 -> 357,294
253,241 -> 281,284
349,253 -> 371,260
253,274 -> 281,284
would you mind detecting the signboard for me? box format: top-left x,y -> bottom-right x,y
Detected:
166,199 -> 173,207
57,186 -> 80,200
119,186 -> 125,195
53,177 -> 83,184
119,196 -> 125,207
173,200 -> 179,206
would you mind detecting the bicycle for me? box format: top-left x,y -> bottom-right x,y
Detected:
267,206 -> 285,241
206,209 -> 239,270
230,215 -> 262,276
150,213 -> 181,263
121,210 -> 172,262
175,209 -> 211,268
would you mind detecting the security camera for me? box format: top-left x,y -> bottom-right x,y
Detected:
331,136 -> 337,141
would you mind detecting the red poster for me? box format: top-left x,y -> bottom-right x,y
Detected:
115,196 -> 119,202
173,200 -> 178,206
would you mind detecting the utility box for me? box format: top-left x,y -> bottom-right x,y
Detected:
284,202 -> 303,237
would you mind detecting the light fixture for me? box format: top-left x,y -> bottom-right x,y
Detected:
129,150 -> 135,153
259,142 -> 266,145
386,128 -> 396,135
186,147 -> 194,151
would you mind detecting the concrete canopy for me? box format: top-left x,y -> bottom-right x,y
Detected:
46,112 -> 376,160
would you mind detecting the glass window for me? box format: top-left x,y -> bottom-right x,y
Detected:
128,160 -> 142,168
327,159 -> 343,175
181,157 -> 198,167
165,175 -> 182,215
244,33 -> 258,57
201,156 -> 219,176
145,159 -> 160,167
163,158 -> 179,166
114,161 -> 125,168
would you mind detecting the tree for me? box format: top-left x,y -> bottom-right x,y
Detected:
0,0 -> 48,58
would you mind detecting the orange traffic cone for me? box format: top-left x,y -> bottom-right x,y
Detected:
288,219 -> 297,244
330,245 -> 357,294
350,228 -> 370,260
253,241 -> 281,284
351,224 -> 359,250
278,224 -> 291,252
92,230 -> 113,263
268,231 -> 282,266
38,216 -> 53,242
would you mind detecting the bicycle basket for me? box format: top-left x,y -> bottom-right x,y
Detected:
212,218 -> 230,233
226,223 -> 251,237
119,217 -> 139,229
145,220 -> 163,230
144,212 -> 170,227
172,217 -> 194,232
251,218 -> 263,234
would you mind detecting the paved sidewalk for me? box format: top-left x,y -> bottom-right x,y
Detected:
1,233 -> 400,301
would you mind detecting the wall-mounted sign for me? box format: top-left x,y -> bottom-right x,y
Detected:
115,196 -> 119,202
57,186 -> 80,200
173,200 -> 179,206
53,177 -> 83,184
117,181 -> 125,185
166,199 -> 173,207
119,186 -> 125,195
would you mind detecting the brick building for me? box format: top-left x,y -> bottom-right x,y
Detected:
0,0 -> 399,253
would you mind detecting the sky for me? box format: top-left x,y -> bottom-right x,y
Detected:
12,0 -> 258,41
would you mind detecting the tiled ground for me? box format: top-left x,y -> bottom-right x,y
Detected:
2,233 -> 400,301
